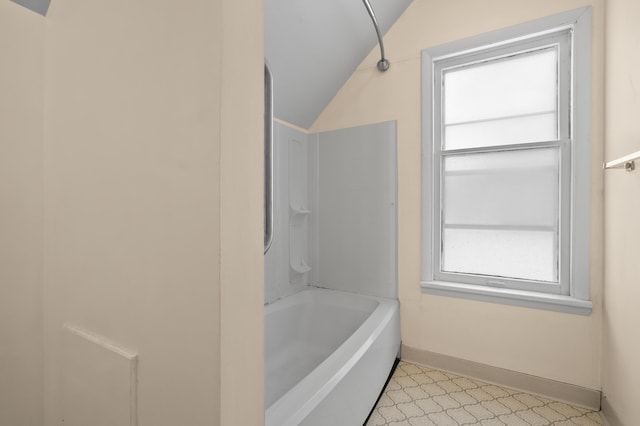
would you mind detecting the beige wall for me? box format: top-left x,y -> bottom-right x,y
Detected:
218,0 -> 265,424
43,1 -> 263,425
602,0 -> 640,422
0,2 -> 44,425
312,0 -> 604,390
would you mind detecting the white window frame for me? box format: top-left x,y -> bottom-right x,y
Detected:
420,7 -> 592,315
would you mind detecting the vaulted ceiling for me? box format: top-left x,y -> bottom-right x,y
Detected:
265,0 -> 412,129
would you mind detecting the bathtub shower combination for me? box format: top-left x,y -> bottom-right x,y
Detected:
264,61 -> 400,426
264,5 -> 400,418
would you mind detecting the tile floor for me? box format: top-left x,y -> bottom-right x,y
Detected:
366,361 -> 604,426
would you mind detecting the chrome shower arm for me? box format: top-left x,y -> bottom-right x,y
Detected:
362,0 -> 390,72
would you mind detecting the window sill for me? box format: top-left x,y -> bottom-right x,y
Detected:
420,280 -> 592,315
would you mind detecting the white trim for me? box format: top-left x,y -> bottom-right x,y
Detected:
569,7 -> 592,301
420,7 -> 592,312
424,7 -> 591,61
421,48 -> 436,288
421,280 -> 592,315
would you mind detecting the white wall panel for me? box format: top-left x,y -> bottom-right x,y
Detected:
265,122 -> 311,304
317,121 -> 397,299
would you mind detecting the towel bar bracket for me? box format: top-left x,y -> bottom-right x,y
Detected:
603,149 -> 640,172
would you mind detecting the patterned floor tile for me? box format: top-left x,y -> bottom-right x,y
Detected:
398,401 -> 426,419
465,403 -> 495,421
366,361 -> 604,426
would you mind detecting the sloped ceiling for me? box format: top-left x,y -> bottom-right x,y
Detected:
265,0 -> 412,129
10,0 -> 49,15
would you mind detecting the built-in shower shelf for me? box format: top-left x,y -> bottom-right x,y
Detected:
290,261 -> 311,274
290,205 -> 311,216
289,138 -> 311,284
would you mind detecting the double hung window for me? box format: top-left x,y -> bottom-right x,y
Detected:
421,8 -> 592,314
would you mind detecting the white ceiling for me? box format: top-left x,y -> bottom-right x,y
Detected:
265,0 -> 412,129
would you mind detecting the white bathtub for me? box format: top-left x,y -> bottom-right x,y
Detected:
265,287 -> 400,426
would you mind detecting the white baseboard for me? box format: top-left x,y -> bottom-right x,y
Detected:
402,344 -> 601,411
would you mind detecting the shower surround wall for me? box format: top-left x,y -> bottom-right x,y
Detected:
265,120 -> 397,304
317,122 -> 397,299
264,122 -> 318,304
264,119 -> 399,424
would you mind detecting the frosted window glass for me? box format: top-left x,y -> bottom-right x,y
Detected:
445,112 -> 557,150
443,47 -> 558,149
441,148 -> 559,282
442,228 -> 557,282
443,148 -> 559,227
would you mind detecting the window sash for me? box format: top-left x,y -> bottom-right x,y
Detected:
430,30 -> 573,295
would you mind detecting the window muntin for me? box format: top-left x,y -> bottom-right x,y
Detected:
430,30 -> 572,295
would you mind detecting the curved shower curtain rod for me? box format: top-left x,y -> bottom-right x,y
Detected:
362,0 -> 390,72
